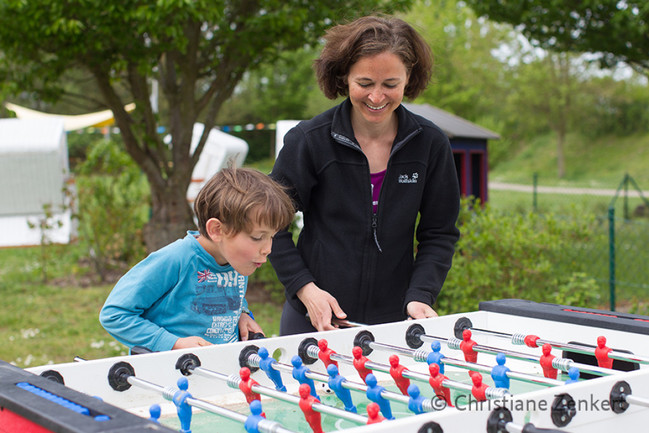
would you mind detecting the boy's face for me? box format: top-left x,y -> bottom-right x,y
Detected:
207,220 -> 276,276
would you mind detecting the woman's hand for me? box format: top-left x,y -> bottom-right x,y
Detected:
406,301 -> 438,320
297,282 -> 347,331
238,312 -> 265,341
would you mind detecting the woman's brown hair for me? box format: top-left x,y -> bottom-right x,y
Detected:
314,15 -> 433,100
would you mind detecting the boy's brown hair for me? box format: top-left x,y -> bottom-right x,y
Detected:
314,15 -> 433,100
194,167 -> 295,237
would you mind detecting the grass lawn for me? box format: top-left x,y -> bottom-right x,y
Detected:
0,245 -> 283,368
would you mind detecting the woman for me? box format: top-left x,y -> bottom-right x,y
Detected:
270,15 -> 460,335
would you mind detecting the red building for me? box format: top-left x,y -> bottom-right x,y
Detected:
403,103 -> 499,204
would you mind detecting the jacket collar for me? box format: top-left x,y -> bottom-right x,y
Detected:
330,98 -> 422,153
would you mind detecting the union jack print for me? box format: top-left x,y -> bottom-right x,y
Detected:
197,270 -> 213,283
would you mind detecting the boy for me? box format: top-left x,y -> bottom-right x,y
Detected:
99,167 -> 295,351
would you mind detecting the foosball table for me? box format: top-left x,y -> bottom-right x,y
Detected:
4,299 -> 649,433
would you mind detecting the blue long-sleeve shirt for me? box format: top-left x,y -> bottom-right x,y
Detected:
99,231 -> 248,351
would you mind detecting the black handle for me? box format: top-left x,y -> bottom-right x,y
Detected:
522,423 -> 568,433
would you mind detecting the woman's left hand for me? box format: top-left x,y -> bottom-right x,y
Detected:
406,301 -> 439,319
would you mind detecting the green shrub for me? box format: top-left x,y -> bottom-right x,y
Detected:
437,199 -> 602,314
75,138 -> 149,281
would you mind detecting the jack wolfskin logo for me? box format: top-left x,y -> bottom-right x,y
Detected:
398,172 -> 419,184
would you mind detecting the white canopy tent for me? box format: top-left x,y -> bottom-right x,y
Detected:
184,123 -> 249,203
0,118 -> 73,247
4,102 -> 136,131
1,103 -> 249,246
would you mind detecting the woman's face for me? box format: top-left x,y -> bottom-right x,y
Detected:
347,51 -> 408,126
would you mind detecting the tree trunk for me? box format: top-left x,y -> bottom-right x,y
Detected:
143,181 -> 196,252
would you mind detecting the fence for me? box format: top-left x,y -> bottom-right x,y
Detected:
489,174 -> 649,313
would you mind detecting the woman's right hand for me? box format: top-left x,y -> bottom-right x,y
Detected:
297,282 -> 347,331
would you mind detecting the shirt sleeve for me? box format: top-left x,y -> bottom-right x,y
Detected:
99,250 -> 181,352
269,126 -> 318,306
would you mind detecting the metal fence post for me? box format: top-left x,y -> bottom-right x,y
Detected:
533,172 -> 538,212
608,207 -> 616,311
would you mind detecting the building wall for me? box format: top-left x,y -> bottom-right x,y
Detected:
450,138 -> 488,203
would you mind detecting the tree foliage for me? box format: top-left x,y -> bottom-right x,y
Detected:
0,0 -> 411,251
465,0 -> 649,75
403,1 -> 512,122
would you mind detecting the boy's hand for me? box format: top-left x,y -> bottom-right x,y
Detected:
239,312 -> 264,341
172,336 -> 212,349
297,282 -> 347,332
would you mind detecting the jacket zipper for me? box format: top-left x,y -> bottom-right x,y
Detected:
371,213 -> 383,253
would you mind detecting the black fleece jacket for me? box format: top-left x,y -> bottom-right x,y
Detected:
269,99 -> 460,325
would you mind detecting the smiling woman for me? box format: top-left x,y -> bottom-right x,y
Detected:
269,15 -> 461,336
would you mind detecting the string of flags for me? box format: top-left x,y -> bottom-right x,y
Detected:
78,122 -> 278,135
4,102 -> 279,134
219,123 -> 276,132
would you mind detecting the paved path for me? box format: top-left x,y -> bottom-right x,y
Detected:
489,181 -> 645,198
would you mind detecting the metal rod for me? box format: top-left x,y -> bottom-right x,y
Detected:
123,374 -> 295,433
420,334 -> 614,377
469,326 -> 649,365
191,365 -> 368,425
366,340 -> 561,387
320,341 -> 509,400
247,350 -> 412,407
626,394 -> 649,408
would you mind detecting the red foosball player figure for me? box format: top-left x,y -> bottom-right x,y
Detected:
352,346 -> 372,384
539,343 -> 558,379
595,336 -> 613,369
428,363 -> 453,407
366,402 -> 385,424
524,334 -> 541,348
470,372 -> 489,402
239,367 -> 266,418
388,354 -> 411,395
460,329 -> 478,363
298,383 -> 323,433
317,339 -> 338,368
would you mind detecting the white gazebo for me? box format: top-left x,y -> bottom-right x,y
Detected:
0,118 -> 74,247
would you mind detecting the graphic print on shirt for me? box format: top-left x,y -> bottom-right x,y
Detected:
192,269 -> 245,341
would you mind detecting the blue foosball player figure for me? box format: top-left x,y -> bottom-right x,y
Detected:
407,384 -> 426,414
244,400 -> 265,433
565,366 -> 580,384
427,340 -> 446,374
491,353 -> 511,389
173,376 -> 193,433
291,355 -> 320,400
258,347 -> 286,392
149,403 -> 161,422
326,364 -> 357,413
365,373 -> 394,420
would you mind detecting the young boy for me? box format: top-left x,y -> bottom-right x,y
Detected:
99,167 -> 295,352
